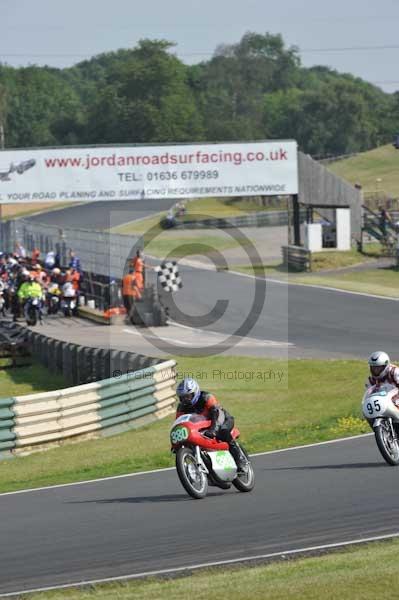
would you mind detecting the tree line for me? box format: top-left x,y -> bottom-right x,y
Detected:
0,32 -> 398,156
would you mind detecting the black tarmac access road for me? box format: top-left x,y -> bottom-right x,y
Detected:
1,435 -> 398,596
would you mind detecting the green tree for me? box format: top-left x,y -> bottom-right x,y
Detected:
0,83 -> 7,148
196,32 -> 301,140
86,39 -> 203,143
0,65 -> 85,147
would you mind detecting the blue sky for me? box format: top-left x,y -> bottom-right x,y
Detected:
2,0 -> 399,92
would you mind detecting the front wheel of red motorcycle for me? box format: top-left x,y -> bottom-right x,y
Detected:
176,447 -> 208,499
232,445 -> 255,493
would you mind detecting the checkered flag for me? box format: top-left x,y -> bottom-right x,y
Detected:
155,261 -> 183,292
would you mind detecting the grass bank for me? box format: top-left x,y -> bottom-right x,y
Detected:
143,232 -> 241,259
0,361 -> 66,397
230,244 -> 383,279
23,538 -> 399,599
232,264 -> 399,297
310,244 -> 382,270
0,357 -> 371,493
0,202 -> 75,220
328,144 -> 399,198
293,268 -> 399,297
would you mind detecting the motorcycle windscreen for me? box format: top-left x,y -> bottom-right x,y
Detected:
208,450 -> 237,482
173,414 -> 205,426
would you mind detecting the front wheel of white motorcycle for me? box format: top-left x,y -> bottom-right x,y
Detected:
176,447 -> 208,499
375,421 -> 399,466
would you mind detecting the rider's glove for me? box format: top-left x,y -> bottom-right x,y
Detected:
203,429 -> 216,439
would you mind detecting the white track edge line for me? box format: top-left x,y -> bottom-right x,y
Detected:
166,319 -> 293,346
0,433 -> 372,498
123,322 -> 292,347
225,269 -> 399,301
146,248 -> 398,301
1,531 -> 398,597
109,210 -> 166,232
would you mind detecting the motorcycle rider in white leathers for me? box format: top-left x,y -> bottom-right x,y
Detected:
367,351 -> 399,390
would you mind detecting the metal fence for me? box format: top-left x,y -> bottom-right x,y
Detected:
173,209 -> 307,230
0,218 -> 142,279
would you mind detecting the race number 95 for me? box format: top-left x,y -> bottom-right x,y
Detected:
366,399 -> 381,415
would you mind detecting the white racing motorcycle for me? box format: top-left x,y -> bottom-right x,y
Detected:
362,383 -> 399,465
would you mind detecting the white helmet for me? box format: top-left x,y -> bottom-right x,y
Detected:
368,351 -> 390,379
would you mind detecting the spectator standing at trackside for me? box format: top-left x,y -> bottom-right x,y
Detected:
54,245 -> 62,269
130,249 -> 146,286
31,247 -> 40,262
379,206 -> 392,238
130,249 -> 144,272
393,220 -> 399,267
14,242 -> 26,259
70,268 -> 81,300
44,250 -> 56,270
122,268 -> 141,321
68,249 -> 81,273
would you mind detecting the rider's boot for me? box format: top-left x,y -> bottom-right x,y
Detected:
229,441 -> 248,473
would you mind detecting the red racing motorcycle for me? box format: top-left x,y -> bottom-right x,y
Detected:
170,413 -> 255,499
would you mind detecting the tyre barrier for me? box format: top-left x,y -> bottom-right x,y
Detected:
0,359 -> 176,459
0,397 -> 16,456
1,321 -> 162,385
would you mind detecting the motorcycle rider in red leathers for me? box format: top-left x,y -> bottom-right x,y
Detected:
175,378 -> 248,472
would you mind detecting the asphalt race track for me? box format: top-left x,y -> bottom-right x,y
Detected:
37,264 -> 399,359
7,204 -> 398,594
26,200 -> 399,358
155,265 -> 399,358
27,199 -> 177,229
1,435 -> 398,595
25,200 -> 399,358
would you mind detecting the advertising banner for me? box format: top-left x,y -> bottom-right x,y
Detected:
0,140 -> 298,203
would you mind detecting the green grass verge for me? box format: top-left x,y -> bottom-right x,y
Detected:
1,202 -> 76,221
293,268 -> 399,297
0,361 -> 66,397
329,144 -> 399,198
229,245 -> 383,278
0,357 -> 371,493
111,212 -> 166,235
142,233 -> 240,259
23,539 -> 399,599
231,262 -> 399,297
310,244 -> 382,271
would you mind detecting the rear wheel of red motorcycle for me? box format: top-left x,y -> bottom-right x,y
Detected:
232,445 -> 255,492
176,447 -> 208,499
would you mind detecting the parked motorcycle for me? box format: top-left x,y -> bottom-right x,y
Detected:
46,284 -> 61,315
0,282 -> 6,317
362,383 -> 399,465
62,296 -> 77,317
170,413 -> 255,499
25,297 -> 42,326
